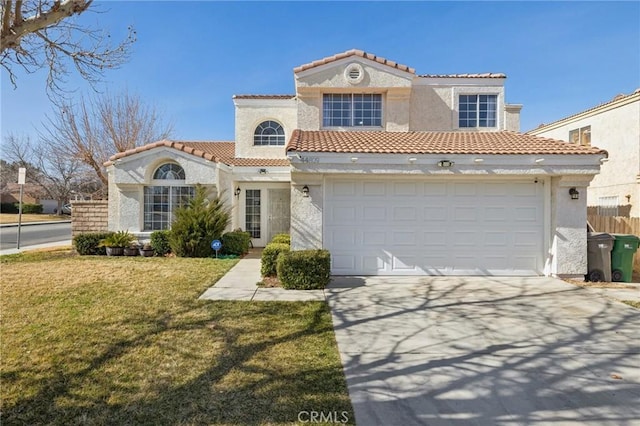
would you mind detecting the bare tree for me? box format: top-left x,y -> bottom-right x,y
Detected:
1,0 -> 135,96
3,133 -> 94,212
41,91 -> 174,191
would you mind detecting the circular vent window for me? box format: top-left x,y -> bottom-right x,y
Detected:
344,63 -> 364,85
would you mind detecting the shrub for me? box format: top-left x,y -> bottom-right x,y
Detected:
271,233 -> 291,245
261,243 -> 290,277
99,230 -> 135,248
0,203 -> 19,213
21,203 -> 43,214
74,232 -> 114,255
221,230 -> 251,255
277,250 -> 331,290
0,203 -> 42,213
150,230 -> 171,256
169,185 -> 230,258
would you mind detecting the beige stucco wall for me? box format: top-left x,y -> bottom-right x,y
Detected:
290,173 -> 324,250
546,176 -> 594,277
234,99 -> 297,159
530,95 -> 640,216
295,59 -> 413,131
107,148 -> 220,234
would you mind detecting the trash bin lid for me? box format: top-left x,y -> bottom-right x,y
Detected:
587,232 -> 615,241
611,233 -> 640,243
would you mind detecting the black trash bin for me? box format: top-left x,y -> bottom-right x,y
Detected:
586,232 -> 615,282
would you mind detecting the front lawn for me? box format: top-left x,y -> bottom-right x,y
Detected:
1,250 -> 353,424
0,213 -> 70,224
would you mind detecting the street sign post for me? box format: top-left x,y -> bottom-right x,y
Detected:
17,167 -> 26,249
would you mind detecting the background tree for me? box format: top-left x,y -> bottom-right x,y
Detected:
40,90 -> 174,192
3,133 -> 95,213
1,0 -> 135,96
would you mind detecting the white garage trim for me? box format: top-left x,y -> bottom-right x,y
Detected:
323,176 -> 547,276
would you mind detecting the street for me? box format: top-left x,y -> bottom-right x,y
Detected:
0,222 -> 71,251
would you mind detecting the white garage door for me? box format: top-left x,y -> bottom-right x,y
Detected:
325,178 -> 544,276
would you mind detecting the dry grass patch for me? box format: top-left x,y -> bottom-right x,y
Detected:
1,251 -> 353,425
0,213 -> 69,224
622,300 -> 640,309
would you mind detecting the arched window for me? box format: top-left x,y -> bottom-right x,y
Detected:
153,163 -> 185,180
144,163 -> 193,231
254,120 -> 285,146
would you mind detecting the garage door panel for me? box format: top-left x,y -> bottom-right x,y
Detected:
325,179 -> 543,276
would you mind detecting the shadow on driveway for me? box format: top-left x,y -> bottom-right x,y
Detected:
326,276 -> 640,426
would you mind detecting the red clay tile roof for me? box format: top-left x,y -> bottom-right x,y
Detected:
233,94 -> 296,100
294,49 -> 415,74
528,89 -> 640,132
105,140 -> 290,167
286,130 -> 608,156
419,73 -> 506,79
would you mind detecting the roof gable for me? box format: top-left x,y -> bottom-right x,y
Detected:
294,49 -> 415,75
105,140 -> 290,167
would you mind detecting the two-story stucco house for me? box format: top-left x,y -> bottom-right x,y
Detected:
106,49 -> 606,278
528,89 -> 640,217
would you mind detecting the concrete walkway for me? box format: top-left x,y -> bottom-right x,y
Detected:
198,249 -> 326,301
0,240 -> 72,256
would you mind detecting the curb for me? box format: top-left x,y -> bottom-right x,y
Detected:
0,220 -> 71,228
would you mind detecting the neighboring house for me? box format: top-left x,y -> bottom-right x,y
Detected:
528,89 -> 640,217
106,49 -> 606,278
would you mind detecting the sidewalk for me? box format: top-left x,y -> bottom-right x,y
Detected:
0,220 -> 71,228
198,249 -> 326,302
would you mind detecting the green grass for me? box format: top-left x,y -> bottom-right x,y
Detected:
1,250 -> 353,425
622,300 -> 640,309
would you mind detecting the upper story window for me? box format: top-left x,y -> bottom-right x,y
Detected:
569,126 -> 591,146
459,94 -> 497,128
254,120 -> 285,146
153,163 -> 185,180
323,94 -> 382,127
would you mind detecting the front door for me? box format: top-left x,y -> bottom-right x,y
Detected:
268,188 -> 291,242
244,187 -> 291,247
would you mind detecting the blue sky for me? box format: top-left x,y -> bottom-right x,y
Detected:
1,1 -> 639,146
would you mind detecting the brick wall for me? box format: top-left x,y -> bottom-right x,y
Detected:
71,200 -> 108,237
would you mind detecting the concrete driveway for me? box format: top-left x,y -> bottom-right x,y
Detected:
326,276 -> 640,426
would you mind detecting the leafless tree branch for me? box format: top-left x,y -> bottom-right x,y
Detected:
1,0 -> 135,97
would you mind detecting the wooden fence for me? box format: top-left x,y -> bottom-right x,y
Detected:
587,215 -> 640,272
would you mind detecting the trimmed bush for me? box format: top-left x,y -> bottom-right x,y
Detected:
270,233 -> 290,245
21,203 -> 43,214
221,230 -> 251,256
74,232 -> 114,255
169,185 -> 230,258
261,243 -> 290,277
150,230 -> 171,256
0,203 -> 19,213
277,249 -> 331,290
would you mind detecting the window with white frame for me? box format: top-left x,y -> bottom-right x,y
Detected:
323,93 -> 382,127
144,163 -> 194,230
598,196 -> 619,217
459,94 -> 497,128
254,120 -> 285,146
569,126 -> 591,146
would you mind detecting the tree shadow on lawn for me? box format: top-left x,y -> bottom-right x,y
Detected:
2,301 -> 354,425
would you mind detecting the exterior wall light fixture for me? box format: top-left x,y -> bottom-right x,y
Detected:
437,160 -> 454,168
302,185 -> 310,197
259,168 -> 267,175
235,187 -> 241,198
408,157 -> 417,164
350,157 -> 358,163
474,158 -> 484,163
569,187 -> 579,200
535,158 -> 545,164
